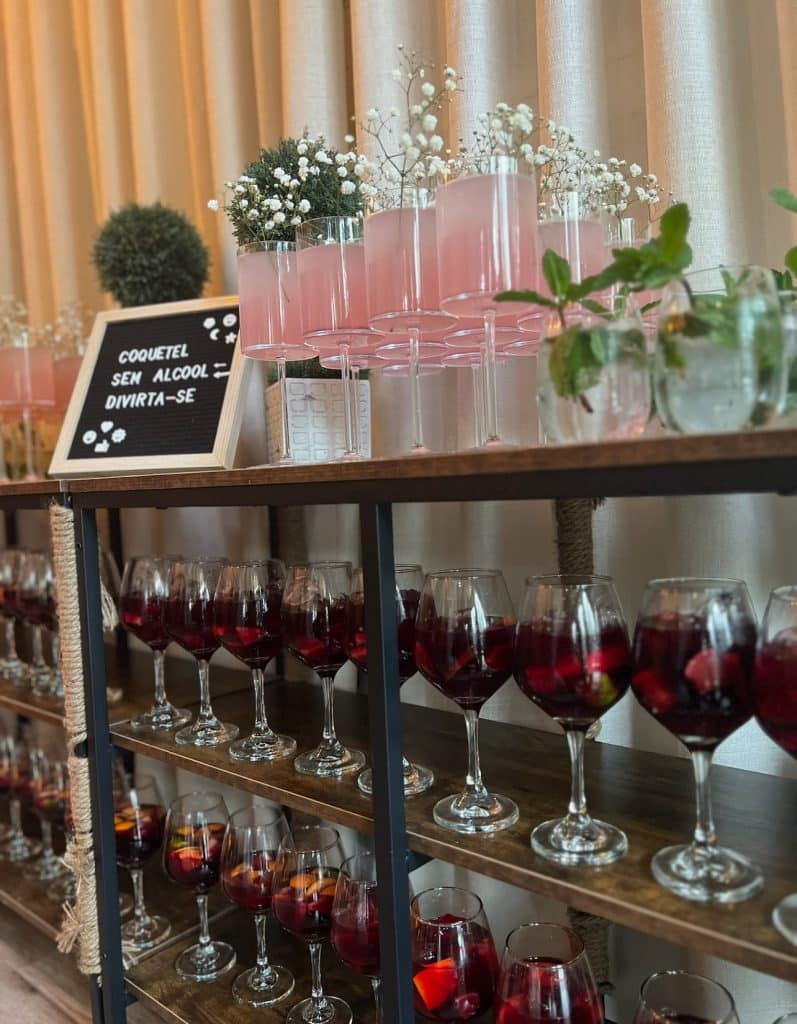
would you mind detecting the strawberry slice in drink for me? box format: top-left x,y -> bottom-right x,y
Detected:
444,647 -> 478,683
235,626 -> 265,647
413,957 -> 458,1014
632,667 -> 677,713
293,636 -> 327,664
585,644 -> 628,675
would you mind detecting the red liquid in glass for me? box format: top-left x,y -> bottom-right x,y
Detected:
34,786 -> 67,828
495,956 -> 603,1024
212,589 -> 283,668
412,917 -> 498,1021
119,593 -> 170,651
0,585 -> 21,621
514,620 -> 631,727
0,769 -> 10,795
753,631 -> 797,758
632,613 -> 755,749
331,895 -> 380,976
415,617 -> 514,708
163,597 -> 219,659
164,822 -> 226,891
221,852 -> 276,912
348,588 -> 420,682
272,869 -> 338,944
18,588 -> 46,626
114,804 -> 164,867
283,598 -> 348,676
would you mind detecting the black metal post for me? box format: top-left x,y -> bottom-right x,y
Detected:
75,506 -> 126,1024
359,502 -> 414,1024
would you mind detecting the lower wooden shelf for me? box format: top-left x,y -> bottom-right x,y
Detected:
0,845 -> 64,941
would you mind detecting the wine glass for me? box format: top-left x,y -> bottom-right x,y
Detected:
513,574 -> 632,865
631,578 -> 762,902
331,851 -> 387,1023
0,549 -> 25,681
0,737 -> 40,860
282,562 -> 365,777
163,791 -> 235,981
346,565 -> 434,797
410,886 -> 498,1021
26,755 -> 69,881
18,551 -> 54,693
220,805 -> 294,1007
752,585 -> 797,943
213,560 -> 296,762
494,922 -> 603,1024
633,970 -> 739,1023
415,569 -> 518,833
119,556 -> 191,731
163,558 -> 238,747
115,773 -> 169,952
773,1016 -> 797,1023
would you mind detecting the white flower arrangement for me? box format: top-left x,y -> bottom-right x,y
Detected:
464,101 -> 539,171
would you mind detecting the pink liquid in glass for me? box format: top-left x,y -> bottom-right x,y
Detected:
436,171 -> 539,318
539,218 -> 606,287
53,355 -> 83,412
238,248 -> 304,357
297,242 -> 371,350
0,347 -> 55,409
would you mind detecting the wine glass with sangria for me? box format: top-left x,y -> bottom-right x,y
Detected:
415,569 -> 518,833
632,970 -> 740,1024
28,756 -> 69,883
0,548 -> 25,681
346,565 -> 434,797
0,738 -> 40,860
163,790 -> 235,981
513,574 -> 631,866
631,578 -> 762,902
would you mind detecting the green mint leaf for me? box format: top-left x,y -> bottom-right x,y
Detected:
542,248 -> 571,301
660,332 -> 686,372
580,298 -> 610,316
658,203 -> 691,263
773,268 -> 791,290
771,187 -> 797,214
494,289 -> 556,308
786,246 -> 797,276
640,299 -> 660,314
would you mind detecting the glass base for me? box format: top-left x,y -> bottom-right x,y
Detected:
119,893 -> 134,919
30,671 -> 53,697
232,963 -> 295,1008
174,720 -> 239,747
229,732 -> 297,763
357,761 -> 434,798
406,443 -> 432,456
47,873 -> 76,903
2,657 -> 25,681
131,705 -> 192,731
24,853 -> 67,881
122,913 -> 171,952
294,742 -> 366,779
651,843 -> 764,903
1,834 -> 41,861
531,815 -> 628,867
175,939 -> 236,982
773,893 -> 797,945
286,994 -> 353,1024
433,790 -> 519,835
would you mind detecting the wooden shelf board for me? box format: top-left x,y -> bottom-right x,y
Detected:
0,479 -> 60,510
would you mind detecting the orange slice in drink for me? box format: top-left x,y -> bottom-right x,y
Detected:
413,958 -> 458,1012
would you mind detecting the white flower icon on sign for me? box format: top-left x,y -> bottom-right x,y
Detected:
94,440 -> 110,454
203,317 -> 216,329
222,313 -> 237,328
82,429 -> 97,445
225,332 -> 237,345
101,420 -> 113,433
111,428 -> 126,444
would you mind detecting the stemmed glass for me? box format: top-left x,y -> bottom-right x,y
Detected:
0,328 -> 55,479
163,791 -> 235,981
212,560 -> 296,762
119,556 -> 191,731
751,585 -> 797,942
0,738 -> 40,860
26,755 -> 68,881
633,970 -> 740,1023
631,578 -> 762,902
220,805 -> 294,1008
114,774 -> 169,952
513,575 -> 632,865
272,825 -> 352,1024
415,569 -> 518,833
18,551 -> 53,693
494,923 -> 603,1024
282,562 -> 365,777
331,851 -> 385,1023
0,549 -> 25,681
346,565 -> 434,796
163,558 -> 238,747
410,886 -> 499,1022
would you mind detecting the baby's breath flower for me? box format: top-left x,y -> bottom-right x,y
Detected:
207,199 -> 219,211
341,180 -> 356,195
421,81 -> 435,97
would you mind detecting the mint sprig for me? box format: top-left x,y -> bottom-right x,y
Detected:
770,188 -> 797,278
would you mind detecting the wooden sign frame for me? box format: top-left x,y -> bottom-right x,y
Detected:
50,295 -> 249,478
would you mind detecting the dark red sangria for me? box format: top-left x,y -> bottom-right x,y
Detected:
120,592 -> 171,650
415,614 -> 514,707
212,587 -> 283,667
331,851 -> 382,1023
34,783 -> 68,828
282,598 -> 348,674
114,803 -> 164,867
26,758 -> 68,882
164,821 -> 226,890
633,969 -> 738,1023
163,597 -> 220,659
753,626 -> 797,757
221,851 -> 276,912
116,776 -> 170,952
272,867 -> 338,943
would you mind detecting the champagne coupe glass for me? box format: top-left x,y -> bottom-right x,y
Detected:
163,558 -> 238,747
514,574 -> 632,865
237,240 -> 319,464
296,216 -> 374,461
26,754 -> 68,881
752,585 -> 797,943
331,851 -> 385,1022
436,155 -> 539,447
346,565 -> 434,796
495,922 -> 603,1024
0,738 -> 40,860
0,548 -> 25,681
212,560 -> 296,762
18,551 -> 53,693
410,886 -> 499,1022
114,773 -> 169,951
633,970 -> 740,1024
119,555 -> 191,731
220,805 -> 294,1007
632,578 -> 762,902
0,327 -> 55,479
272,825 -> 352,1024
415,569 -> 518,833
282,562 -> 365,777
163,791 -> 235,981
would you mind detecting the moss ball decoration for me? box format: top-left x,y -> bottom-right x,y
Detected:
93,202 -> 211,307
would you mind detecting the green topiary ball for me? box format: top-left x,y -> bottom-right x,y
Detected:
93,202 -> 211,307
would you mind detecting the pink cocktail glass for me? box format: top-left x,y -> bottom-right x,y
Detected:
0,339 -> 55,480
53,354 -> 83,413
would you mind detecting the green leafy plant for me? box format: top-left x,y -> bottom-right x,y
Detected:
770,187 -> 797,289
93,202 -> 210,307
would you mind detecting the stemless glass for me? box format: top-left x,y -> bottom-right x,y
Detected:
272,825 -> 352,1024
410,887 -> 498,1022
212,560 -> 296,762
331,851 -> 384,1022
415,569 -> 518,833
347,565 -> 434,797
752,585 -> 797,943
27,756 -> 68,881
0,549 -> 25,680
221,805 -> 294,1008
0,738 -> 40,860
514,575 -> 632,865
494,923 -> 603,1024
282,562 -> 365,777
632,578 -> 762,902
115,773 -> 169,951
163,558 -> 238,747
163,791 -> 235,981
119,555 -> 191,731
633,970 -> 739,1024
18,551 -> 54,693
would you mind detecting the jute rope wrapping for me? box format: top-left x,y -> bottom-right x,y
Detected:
553,496 -> 613,997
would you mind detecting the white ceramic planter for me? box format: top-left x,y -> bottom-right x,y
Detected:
265,378 -> 371,463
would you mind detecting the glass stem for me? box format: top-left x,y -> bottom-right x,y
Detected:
371,977 -> 383,1024
9,797 -> 21,836
690,749 -> 717,852
351,365 -> 361,455
196,659 -> 216,726
463,709 -> 488,800
40,819 -> 54,859
251,667 -> 273,737
152,649 -> 169,712
22,408 -> 36,480
340,344 -> 355,457
196,891 -> 211,950
277,356 -> 291,463
471,361 -> 484,447
408,327 -> 425,451
5,617 -> 18,662
253,911 -> 275,984
565,729 -> 591,824
482,307 -> 500,444
32,625 -> 46,669
321,675 -> 339,751
130,867 -> 147,922
308,941 -> 329,1015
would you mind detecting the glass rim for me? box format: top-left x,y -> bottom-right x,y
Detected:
524,573 -> 614,588
126,553 -> 183,564
237,240 -> 296,255
168,790 -> 227,815
285,824 -> 340,853
410,885 -> 484,924
339,850 -> 377,880
769,584 -> 797,604
644,576 -> 747,591
395,563 -> 423,573
289,560 -> 353,570
504,922 -> 585,966
227,804 -> 285,829
424,568 -> 504,580
638,970 -> 737,1020
221,557 -> 285,570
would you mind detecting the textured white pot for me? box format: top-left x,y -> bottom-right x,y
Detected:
265,378 -> 371,463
